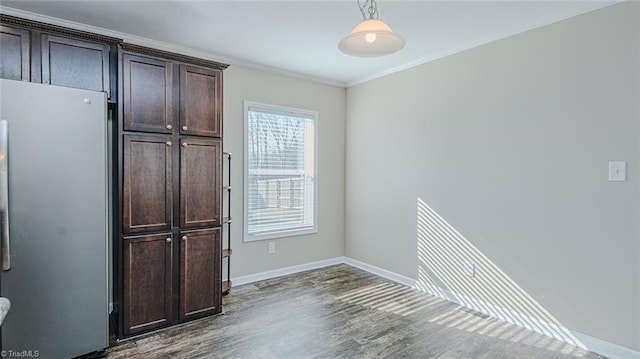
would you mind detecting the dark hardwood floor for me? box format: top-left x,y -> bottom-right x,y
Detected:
108,264 -> 607,359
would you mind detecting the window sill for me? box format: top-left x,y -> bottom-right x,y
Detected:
244,227 -> 318,242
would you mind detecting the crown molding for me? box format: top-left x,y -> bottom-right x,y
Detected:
0,13 -> 121,44
120,43 -> 228,71
0,6 -> 345,88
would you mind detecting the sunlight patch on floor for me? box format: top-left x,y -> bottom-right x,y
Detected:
416,197 -> 585,355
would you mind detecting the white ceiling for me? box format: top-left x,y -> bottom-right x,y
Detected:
1,1 -> 617,87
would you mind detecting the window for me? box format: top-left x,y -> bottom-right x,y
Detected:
244,101 -> 317,242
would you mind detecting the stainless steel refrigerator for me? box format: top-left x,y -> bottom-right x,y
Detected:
0,79 -> 108,358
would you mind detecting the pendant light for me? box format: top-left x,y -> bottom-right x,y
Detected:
339,0 -> 405,57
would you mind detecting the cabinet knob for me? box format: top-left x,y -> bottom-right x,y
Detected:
182,235 -> 187,241
166,237 -> 171,242
182,142 -> 188,148
182,126 -> 188,131
166,141 -> 172,146
166,124 -> 172,130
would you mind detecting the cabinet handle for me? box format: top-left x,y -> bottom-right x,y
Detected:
166,237 -> 171,242
1,120 -> 11,271
182,126 -> 188,131
182,142 -> 187,148
182,235 -> 187,241
166,124 -> 172,130
166,141 -> 172,146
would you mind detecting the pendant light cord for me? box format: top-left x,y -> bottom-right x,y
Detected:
358,0 -> 379,21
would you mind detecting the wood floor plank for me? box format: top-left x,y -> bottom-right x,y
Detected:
108,264 -> 608,359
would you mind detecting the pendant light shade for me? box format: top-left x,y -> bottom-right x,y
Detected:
339,0 -> 405,57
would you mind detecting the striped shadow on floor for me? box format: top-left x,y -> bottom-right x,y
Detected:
108,264 -> 607,359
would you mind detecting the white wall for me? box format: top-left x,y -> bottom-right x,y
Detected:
224,65 -> 346,277
346,2 -> 639,352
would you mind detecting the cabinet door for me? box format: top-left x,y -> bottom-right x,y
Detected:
123,53 -> 174,133
0,25 -> 30,81
123,233 -> 173,336
41,34 -> 110,98
179,228 -> 221,321
123,134 -> 173,233
180,137 -> 221,228
179,65 -> 222,137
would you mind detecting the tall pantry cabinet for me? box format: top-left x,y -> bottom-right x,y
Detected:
1,14 -> 230,340
117,44 -> 228,337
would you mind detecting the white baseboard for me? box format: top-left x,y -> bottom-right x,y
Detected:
572,331 -> 640,359
230,256 -> 639,359
230,256 -> 345,286
343,257 -> 639,359
343,257 -> 417,287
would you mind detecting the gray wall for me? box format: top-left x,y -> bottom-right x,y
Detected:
12,1 -> 636,352
224,65 -> 346,277
346,2 -> 639,351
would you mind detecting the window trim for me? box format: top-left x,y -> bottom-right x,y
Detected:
243,100 -> 318,242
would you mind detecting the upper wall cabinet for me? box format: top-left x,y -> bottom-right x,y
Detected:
179,65 -> 222,138
0,25 -> 30,81
120,46 -> 224,138
41,34 -> 111,97
122,53 -> 174,133
0,15 -> 120,101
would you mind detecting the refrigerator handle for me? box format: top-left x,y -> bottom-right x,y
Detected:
0,120 -> 10,271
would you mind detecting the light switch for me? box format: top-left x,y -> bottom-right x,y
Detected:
608,161 -> 627,181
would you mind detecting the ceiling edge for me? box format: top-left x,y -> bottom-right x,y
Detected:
0,6 -> 347,88
345,1 -> 620,87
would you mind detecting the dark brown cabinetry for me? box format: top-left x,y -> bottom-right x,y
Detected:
180,138 -> 222,228
41,34 -> 111,96
122,134 -> 173,233
121,55 -> 223,137
0,15 -> 119,101
122,233 -> 173,335
179,228 -> 221,321
179,65 -> 222,138
122,54 -> 174,133
0,14 -> 230,342
118,45 -> 228,338
0,25 -> 30,81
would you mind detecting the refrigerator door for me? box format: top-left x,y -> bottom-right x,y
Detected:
0,79 -> 108,358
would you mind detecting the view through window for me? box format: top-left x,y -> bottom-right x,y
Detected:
244,101 -> 317,241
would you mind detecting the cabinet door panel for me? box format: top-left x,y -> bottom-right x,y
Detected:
123,134 -> 173,233
179,228 -> 221,321
123,54 -> 174,133
0,25 -> 30,81
123,233 -> 173,335
179,65 -> 222,137
180,138 -> 221,228
41,34 -> 110,97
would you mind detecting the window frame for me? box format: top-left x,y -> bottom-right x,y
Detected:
243,100 -> 318,242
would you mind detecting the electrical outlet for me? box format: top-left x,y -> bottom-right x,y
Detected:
464,260 -> 475,278
268,241 -> 276,254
